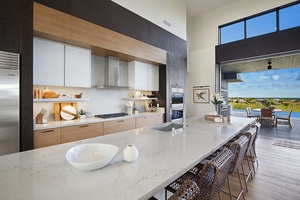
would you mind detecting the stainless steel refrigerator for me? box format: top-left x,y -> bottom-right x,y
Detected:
0,51 -> 20,156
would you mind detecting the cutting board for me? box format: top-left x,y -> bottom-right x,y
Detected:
54,102 -> 78,121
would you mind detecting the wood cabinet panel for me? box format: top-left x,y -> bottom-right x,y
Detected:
94,122 -> 104,137
135,115 -> 157,128
34,3 -> 166,65
61,124 -> 96,143
156,114 -> 165,125
34,128 -> 61,149
104,118 -> 135,135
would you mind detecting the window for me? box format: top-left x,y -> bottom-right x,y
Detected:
246,12 -> 276,38
219,2 -> 300,44
220,21 -> 244,44
279,3 -> 300,30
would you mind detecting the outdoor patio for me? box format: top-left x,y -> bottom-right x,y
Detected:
232,111 -> 300,141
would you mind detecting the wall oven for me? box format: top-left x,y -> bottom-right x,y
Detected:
171,88 -> 184,122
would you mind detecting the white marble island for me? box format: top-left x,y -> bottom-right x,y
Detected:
0,117 -> 255,200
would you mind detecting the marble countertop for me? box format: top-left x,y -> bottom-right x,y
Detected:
0,117 -> 255,200
35,112 -> 164,130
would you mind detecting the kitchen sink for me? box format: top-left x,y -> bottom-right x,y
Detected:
152,123 -> 186,132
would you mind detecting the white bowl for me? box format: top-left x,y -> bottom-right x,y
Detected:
66,143 -> 119,171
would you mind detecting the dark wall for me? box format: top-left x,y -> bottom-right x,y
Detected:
0,0 -> 33,151
216,26 -> 300,63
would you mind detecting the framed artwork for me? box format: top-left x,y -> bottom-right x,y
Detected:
193,88 -> 210,103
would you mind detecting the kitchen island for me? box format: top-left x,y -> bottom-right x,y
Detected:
0,117 -> 255,200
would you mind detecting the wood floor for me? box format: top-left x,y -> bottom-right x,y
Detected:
220,135 -> 300,200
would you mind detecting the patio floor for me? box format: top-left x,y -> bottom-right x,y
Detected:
232,111 -> 300,141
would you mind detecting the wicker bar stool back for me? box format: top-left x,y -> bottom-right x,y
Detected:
198,148 -> 233,200
168,180 -> 200,200
165,148 -> 233,200
241,126 -> 258,181
223,135 -> 249,200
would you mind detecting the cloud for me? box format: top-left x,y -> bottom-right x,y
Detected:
257,75 -> 269,82
272,74 -> 280,80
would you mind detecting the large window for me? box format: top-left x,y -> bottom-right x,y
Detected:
220,21 -> 244,44
246,12 -> 276,38
279,3 -> 300,30
219,2 -> 300,44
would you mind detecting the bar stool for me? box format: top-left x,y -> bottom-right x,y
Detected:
222,135 -> 249,200
165,148 -> 233,200
241,125 -> 258,181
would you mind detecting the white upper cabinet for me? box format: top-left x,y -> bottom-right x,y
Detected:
33,38 -> 64,86
128,61 -> 148,90
128,61 -> 159,91
147,64 -> 159,91
65,45 -> 91,87
33,38 -> 91,88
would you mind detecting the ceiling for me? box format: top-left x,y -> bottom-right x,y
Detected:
185,0 -> 237,18
221,53 -> 300,73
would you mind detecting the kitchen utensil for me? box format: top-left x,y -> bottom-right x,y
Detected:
75,93 -> 83,99
60,105 -> 77,120
65,143 -> 119,170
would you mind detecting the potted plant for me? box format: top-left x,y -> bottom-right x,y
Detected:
78,109 -> 86,120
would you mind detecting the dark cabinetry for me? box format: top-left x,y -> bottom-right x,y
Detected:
0,1 -> 33,151
170,66 -> 186,86
0,0 -> 21,53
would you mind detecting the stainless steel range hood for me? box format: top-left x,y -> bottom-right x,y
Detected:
96,56 -> 129,90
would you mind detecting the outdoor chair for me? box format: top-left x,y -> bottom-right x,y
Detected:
260,108 -> 275,127
245,107 -> 260,121
275,108 -> 293,128
165,148 -> 233,200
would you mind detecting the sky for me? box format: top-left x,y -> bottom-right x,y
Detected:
228,68 -> 300,98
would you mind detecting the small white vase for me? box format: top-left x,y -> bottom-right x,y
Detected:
79,115 -> 86,120
123,144 -> 139,162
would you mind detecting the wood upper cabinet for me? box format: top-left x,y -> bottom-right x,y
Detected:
34,128 -> 61,148
65,45 -> 91,87
104,118 -> 135,135
33,38 -> 65,86
33,37 -> 91,87
61,124 -> 96,143
135,115 -> 157,128
128,61 -> 159,91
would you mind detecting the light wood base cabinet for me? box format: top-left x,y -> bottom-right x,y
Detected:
104,118 -> 135,135
156,114 -> 165,125
61,123 -> 100,143
135,115 -> 157,128
34,128 -> 61,148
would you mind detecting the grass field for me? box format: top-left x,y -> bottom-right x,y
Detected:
229,98 -> 300,112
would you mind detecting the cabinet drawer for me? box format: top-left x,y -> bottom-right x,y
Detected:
156,114 -> 165,125
104,118 -> 135,135
34,128 -> 61,149
94,122 -> 104,136
61,124 -> 95,143
135,115 -> 157,128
